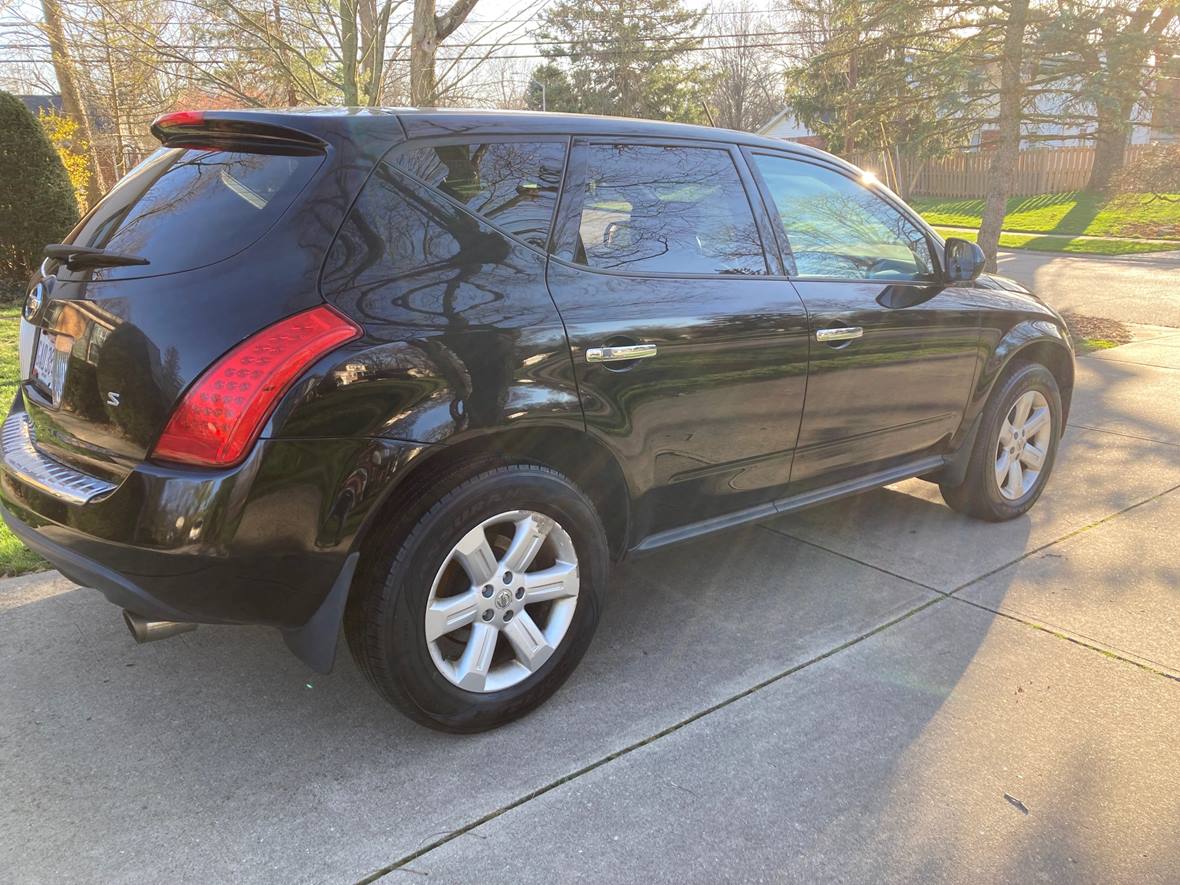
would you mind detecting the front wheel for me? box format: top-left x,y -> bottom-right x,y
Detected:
345,464 -> 609,732
940,362 -> 1062,521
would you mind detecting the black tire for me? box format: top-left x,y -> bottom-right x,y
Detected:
939,362 -> 1062,522
345,463 -> 609,733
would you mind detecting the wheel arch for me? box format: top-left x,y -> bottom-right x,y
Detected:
1009,338 -> 1075,425
352,425 -> 632,570
980,320 -> 1075,428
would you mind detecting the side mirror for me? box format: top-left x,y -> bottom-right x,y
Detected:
943,237 -> 985,283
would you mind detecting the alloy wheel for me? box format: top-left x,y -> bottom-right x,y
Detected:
995,389 -> 1052,501
424,510 -> 580,693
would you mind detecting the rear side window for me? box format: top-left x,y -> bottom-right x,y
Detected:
322,163 -> 509,322
62,147 -> 321,279
395,141 -> 566,249
571,143 -> 767,276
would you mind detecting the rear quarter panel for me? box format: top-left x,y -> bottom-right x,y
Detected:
286,160 -> 582,444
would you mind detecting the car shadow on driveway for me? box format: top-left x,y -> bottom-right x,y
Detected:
0,486 -> 1033,882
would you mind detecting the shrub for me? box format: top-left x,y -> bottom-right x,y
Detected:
38,109 -> 90,210
1111,143 -> 1180,205
0,91 -> 80,291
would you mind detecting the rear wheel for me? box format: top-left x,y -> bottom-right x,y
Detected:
940,362 -> 1062,521
345,464 -> 609,732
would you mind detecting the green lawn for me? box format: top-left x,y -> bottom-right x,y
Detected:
0,306 -> 46,576
914,191 -> 1180,241
932,226 -> 1179,256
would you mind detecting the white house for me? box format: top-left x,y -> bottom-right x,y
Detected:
756,109 -> 824,147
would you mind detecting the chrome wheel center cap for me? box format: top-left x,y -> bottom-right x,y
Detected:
495,589 -> 513,610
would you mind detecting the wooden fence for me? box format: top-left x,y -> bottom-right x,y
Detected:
841,145 -> 1152,198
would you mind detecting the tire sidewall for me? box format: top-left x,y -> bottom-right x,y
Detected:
377,468 -> 607,730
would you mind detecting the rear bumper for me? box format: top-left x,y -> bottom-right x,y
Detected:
1,505 -> 196,622
0,400 -> 424,641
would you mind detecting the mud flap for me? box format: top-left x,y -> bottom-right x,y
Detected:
281,552 -> 359,674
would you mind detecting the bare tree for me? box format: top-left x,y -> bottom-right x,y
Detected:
703,1 -> 782,131
39,0 -> 106,203
410,0 -> 481,104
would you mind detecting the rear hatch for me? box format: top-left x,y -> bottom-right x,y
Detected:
18,111 -> 385,481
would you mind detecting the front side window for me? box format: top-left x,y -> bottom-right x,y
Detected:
752,154 -> 935,281
571,143 -> 767,276
395,141 -> 566,249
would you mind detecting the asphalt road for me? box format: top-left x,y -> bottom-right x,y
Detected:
996,248 -> 1180,327
2,334 -> 1180,883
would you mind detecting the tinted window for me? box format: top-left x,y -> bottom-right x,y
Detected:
63,147 -> 321,279
573,144 -> 767,275
322,163 -> 526,326
395,141 -> 565,248
752,154 -> 935,281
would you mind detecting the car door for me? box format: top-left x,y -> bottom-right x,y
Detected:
545,138 -> 810,544
746,150 -> 982,494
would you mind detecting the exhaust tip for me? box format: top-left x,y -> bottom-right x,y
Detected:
123,610 -> 197,644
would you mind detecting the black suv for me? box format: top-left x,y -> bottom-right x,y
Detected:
4,109 -> 1073,731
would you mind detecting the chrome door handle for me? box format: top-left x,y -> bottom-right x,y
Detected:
586,344 -> 658,363
816,326 -> 863,344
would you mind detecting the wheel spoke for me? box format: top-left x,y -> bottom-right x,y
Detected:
454,622 -> 498,691
1020,442 -> 1046,471
1012,391 -> 1034,428
502,513 -> 554,574
522,562 -> 579,604
424,589 -> 482,642
1023,406 -> 1050,438
502,610 -> 554,672
452,524 -> 499,585
1008,457 -> 1024,494
995,450 -> 1011,488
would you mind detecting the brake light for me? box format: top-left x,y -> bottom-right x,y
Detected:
152,305 -> 361,468
153,110 -> 205,129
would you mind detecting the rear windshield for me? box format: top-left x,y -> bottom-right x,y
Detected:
60,147 -> 322,279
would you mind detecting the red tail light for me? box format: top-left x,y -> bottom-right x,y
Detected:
151,305 -> 361,468
152,110 -> 205,129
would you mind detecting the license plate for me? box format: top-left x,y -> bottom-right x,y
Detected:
31,331 -> 71,404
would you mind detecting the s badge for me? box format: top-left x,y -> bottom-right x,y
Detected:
106,391 -> 121,407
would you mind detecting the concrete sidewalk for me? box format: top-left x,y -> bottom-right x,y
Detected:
2,333 -> 1179,883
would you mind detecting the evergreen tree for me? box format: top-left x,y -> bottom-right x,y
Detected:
782,0 -> 976,162
524,62 -> 578,113
535,0 -> 706,121
0,91 -> 80,290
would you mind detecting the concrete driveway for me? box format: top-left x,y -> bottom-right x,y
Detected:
996,248 -> 1180,327
3,334 -> 1180,883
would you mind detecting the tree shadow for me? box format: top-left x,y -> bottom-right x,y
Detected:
1050,191 -> 1103,236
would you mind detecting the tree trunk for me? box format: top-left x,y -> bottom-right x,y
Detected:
411,0 -> 480,106
40,0 -> 106,207
1087,95 -> 1134,193
98,12 -> 127,180
272,0 -> 299,106
977,0 -> 1030,273
410,0 -> 438,105
360,0 -> 392,105
340,0 -> 359,105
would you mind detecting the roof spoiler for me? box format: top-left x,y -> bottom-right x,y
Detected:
150,111 -> 327,153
